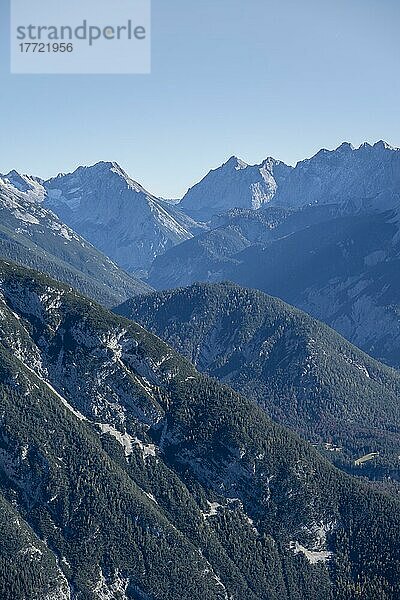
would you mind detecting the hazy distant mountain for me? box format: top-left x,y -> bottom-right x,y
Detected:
179,156 -> 293,222
150,207 -> 400,368
44,161 -> 204,275
221,209 -> 400,368
149,142 -> 400,367
269,140 -> 400,212
179,141 -> 400,221
0,173 -> 150,306
116,281 -> 400,482
1,260 -> 399,599
148,204 -> 337,289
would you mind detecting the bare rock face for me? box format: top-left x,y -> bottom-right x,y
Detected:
179,141 -> 400,221
179,155 -> 293,222
44,161 -> 201,275
0,174 -> 150,305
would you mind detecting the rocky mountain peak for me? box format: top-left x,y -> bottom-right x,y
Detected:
42,162 -> 195,274
223,155 -> 249,170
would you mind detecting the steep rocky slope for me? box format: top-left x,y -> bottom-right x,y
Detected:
179,156 -> 292,222
0,174 -> 150,306
221,209 -> 400,368
179,141 -> 400,220
44,162 -> 203,275
0,261 -> 399,599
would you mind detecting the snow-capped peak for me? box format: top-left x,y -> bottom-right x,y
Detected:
2,170 -> 42,192
81,160 -> 130,179
42,161 -> 196,275
335,141 -> 355,152
46,161 -> 154,200
223,156 -> 249,170
373,140 -> 399,151
179,153 -> 293,221
0,170 -> 46,203
4,170 -> 32,191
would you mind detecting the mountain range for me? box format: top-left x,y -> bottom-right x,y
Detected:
1,140 -> 400,598
179,140 -> 400,220
1,259 -> 399,599
2,141 -> 400,368
148,141 -> 400,368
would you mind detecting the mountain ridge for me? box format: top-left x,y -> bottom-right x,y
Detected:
178,140 -> 400,221
148,140 -> 400,367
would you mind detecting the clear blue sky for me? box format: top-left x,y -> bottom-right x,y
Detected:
1,0 -> 399,197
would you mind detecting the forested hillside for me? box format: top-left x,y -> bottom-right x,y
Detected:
117,282 -> 400,483
0,262 -> 399,599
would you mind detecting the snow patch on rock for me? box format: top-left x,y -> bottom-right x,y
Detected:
290,521 -> 334,564
93,568 -> 129,600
